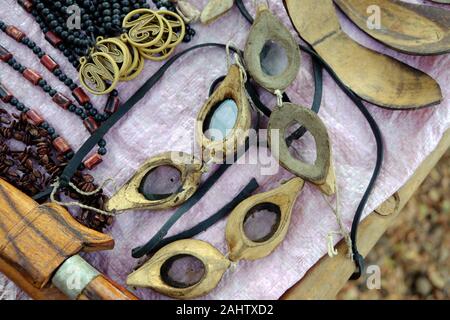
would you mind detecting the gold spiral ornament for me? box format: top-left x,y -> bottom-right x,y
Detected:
122,9 -> 165,48
139,46 -> 175,61
79,52 -> 120,95
160,10 -> 186,49
137,10 -> 186,61
78,9 -> 186,94
119,41 -> 145,81
95,36 -> 133,78
137,16 -> 173,55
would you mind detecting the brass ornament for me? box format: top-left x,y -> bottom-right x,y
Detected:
196,64 -> 252,163
139,46 -> 176,61
78,9 -> 185,93
119,41 -> 146,81
137,10 -> 186,60
79,52 -> 120,95
137,17 -> 173,55
334,0 -> 450,56
127,239 -> 230,299
284,0 -> 443,109
95,36 -> 133,78
268,103 -> 336,195
122,9 -> 165,48
244,3 -> 301,93
105,152 -> 203,212
226,177 -> 305,262
159,10 -> 186,49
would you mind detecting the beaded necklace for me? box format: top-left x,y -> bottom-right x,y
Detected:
19,0 -> 196,68
0,89 -> 111,230
0,21 -> 120,117
0,19 -> 130,168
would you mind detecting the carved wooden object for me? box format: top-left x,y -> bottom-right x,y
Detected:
244,4 -> 300,92
0,179 -> 137,300
284,0 -> 442,109
335,0 -> 450,55
106,151 -> 203,212
226,177 -> 305,261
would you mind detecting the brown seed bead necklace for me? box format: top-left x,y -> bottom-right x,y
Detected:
0,100 -> 112,230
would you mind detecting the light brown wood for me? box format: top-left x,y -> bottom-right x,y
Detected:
226,177 -> 305,261
106,151 -> 203,212
0,255 -> 68,300
334,0 -> 450,55
268,103 -> 335,195
283,0 -> 443,110
0,179 -> 114,289
0,179 -> 140,300
282,128 -> 450,300
127,239 -> 230,299
78,275 -> 138,300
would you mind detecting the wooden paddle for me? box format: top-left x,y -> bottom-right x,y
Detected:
0,178 -> 137,300
283,0 -> 442,110
334,0 -> 450,55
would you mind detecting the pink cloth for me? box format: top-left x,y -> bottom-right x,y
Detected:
0,0 -> 449,300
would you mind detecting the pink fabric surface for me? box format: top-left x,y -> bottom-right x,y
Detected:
0,0 -> 449,300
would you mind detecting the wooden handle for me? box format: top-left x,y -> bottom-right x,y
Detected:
0,179 -> 114,288
78,275 -> 138,300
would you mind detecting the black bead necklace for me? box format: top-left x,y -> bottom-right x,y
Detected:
0,17 -> 132,163
25,0 -> 152,65
20,0 -> 197,67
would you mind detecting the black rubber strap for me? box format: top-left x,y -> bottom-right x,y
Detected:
234,0 -> 323,144
138,50 -> 324,257
303,42 -> 384,281
132,163 -> 233,258
33,43 -> 239,201
236,0 -> 384,279
209,62 -> 323,145
132,92 -> 262,258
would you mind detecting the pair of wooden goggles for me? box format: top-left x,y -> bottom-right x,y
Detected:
127,177 -> 304,299
79,9 -> 185,95
244,3 -> 335,195
106,63 -> 254,213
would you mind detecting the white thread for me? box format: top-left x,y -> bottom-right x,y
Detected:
225,41 -> 257,116
253,0 -> 270,9
274,89 -> 284,108
235,55 -> 248,84
229,261 -> 238,272
225,41 -> 237,70
322,184 -> 353,258
327,232 -> 339,257
224,252 -> 239,273
225,42 -> 248,84
201,158 -> 215,173
50,178 -> 117,217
